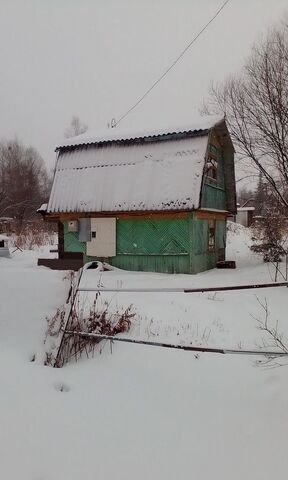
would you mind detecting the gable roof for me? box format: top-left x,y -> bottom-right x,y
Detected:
47,119 -> 233,215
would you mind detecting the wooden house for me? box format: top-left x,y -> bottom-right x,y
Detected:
39,118 -> 236,273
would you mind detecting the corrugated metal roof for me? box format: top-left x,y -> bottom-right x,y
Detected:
47,135 -> 208,214
56,116 -> 222,150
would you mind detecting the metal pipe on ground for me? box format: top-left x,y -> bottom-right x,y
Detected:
64,331 -> 288,358
77,282 -> 288,294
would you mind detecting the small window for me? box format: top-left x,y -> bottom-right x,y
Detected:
208,220 -> 216,252
205,155 -> 218,181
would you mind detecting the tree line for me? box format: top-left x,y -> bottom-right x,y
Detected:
0,116 -> 88,229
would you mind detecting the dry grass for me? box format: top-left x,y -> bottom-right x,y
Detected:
10,222 -> 57,250
44,291 -> 135,367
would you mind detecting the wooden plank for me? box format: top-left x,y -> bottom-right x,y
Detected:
216,260 -> 235,269
58,221 -> 64,259
37,258 -> 83,270
62,252 -> 83,259
43,211 -> 190,222
194,210 -> 227,220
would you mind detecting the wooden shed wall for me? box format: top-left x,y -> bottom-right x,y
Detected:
62,213 -> 226,274
190,216 -> 226,273
64,216 -> 191,274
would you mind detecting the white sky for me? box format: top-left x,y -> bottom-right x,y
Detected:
0,0 -> 287,170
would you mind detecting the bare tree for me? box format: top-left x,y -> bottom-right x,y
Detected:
237,186 -> 255,207
65,116 -> 88,138
0,139 -> 49,227
205,25 -> 288,210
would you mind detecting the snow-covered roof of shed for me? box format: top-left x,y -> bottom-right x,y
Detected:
48,132 -> 211,214
47,118 -> 229,215
237,207 -> 255,211
57,115 -> 222,150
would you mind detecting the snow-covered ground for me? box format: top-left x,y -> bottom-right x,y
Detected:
1,225 -> 288,480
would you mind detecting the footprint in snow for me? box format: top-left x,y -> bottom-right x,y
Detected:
54,381 -> 70,393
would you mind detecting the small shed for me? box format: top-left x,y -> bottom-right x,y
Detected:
39,118 -> 236,273
236,207 -> 255,227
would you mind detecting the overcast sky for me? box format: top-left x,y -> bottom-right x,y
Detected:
0,0 -> 287,170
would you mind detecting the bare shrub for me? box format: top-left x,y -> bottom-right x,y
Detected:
250,206 -> 288,280
44,290 -> 135,367
73,292 -> 134,337
56,293 -> 135,367
252,296 -> 288,368
10,221 -> 57,250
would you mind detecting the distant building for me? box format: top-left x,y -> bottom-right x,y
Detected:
236,207 -> 255,227
0,217 -> 15,234
0,235 -> 10,258
39,118 -> 236,273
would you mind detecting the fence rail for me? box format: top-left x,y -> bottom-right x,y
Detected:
64,330 -> 288,358
77,281 -> 288,294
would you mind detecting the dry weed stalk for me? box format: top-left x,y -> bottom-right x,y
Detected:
10,222 -> 56,250
252,296 -> 288,368
52,292 -> 135,367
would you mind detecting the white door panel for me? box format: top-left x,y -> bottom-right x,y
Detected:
86,218 -> 116,257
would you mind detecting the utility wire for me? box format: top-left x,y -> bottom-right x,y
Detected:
115,0 -> 231,127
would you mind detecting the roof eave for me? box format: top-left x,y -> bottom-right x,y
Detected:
55,128 -> 210,153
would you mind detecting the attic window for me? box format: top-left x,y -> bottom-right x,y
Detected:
208,219 -> 216,252
205,154 -> 218,181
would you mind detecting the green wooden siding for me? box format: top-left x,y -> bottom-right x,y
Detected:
201,184 -> 227,210
190,216 -> 226,273
110,254 -> 190,274
113,218 -> 190,273
116,218 -> 189,254
63,218 -> 191,273
64,223 -> 86,254
62,216 -> 226,274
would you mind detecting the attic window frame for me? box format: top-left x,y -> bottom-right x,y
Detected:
206,152 -> 218,183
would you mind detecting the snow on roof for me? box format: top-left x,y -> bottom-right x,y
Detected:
57,115 -> 222,149
237,207 -> 255,211
47,134 -> 209,214
37,203 -> 48,213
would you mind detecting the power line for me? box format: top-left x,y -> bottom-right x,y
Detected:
114,0 -> 231,127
